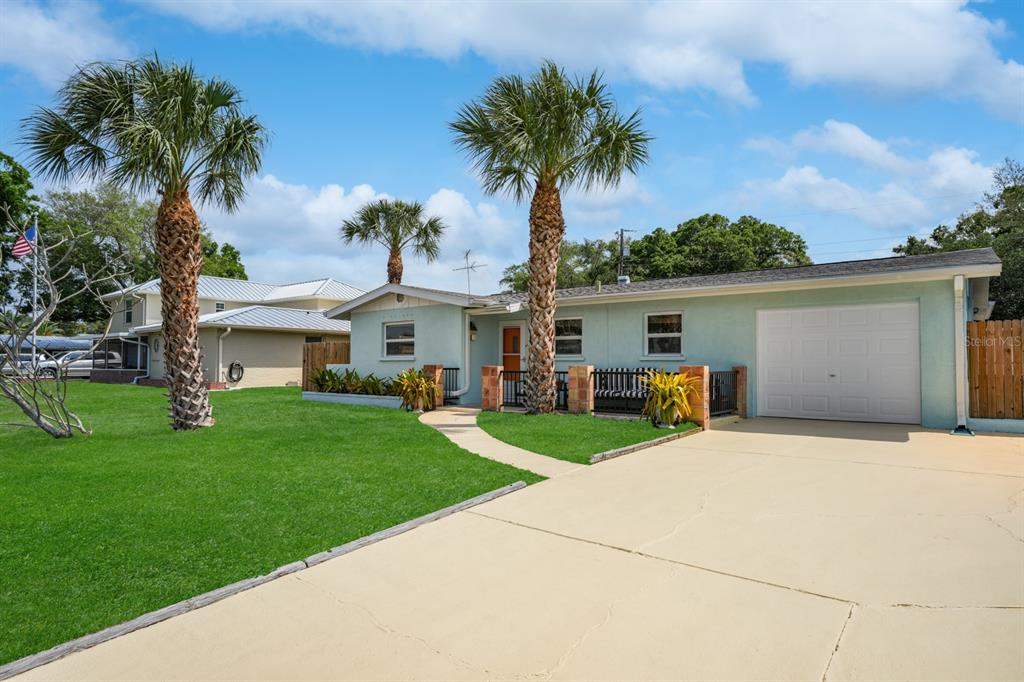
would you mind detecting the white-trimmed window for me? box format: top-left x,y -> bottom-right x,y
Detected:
554,318 -> 583,356
215,301 -> 226,312
383,321 -> 415,357
124,299 -> 133,324
645,312 -> 683,356
305,336 -> 323,344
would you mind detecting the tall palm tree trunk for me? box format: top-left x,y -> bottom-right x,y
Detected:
387,248 -> 404,284
155,188 -> 214,430
524,179 -> 564,413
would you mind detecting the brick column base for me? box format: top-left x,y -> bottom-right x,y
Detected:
679,364 -> 711,430
733,365 -> 748,418
481,365 -> 502,411
567,365 -> 594,414
422,364 -> 444,410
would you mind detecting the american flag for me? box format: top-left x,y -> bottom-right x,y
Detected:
11,225 -> 35,258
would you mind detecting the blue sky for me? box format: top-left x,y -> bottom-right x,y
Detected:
1,0 -> 1022,292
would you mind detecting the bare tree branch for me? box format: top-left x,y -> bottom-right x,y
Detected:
0,204 -> 133,438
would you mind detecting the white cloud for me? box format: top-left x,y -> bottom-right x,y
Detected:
146,0 -> 1023,120
742,166 -> 931,228
922,147 -> 993,198
564,175 -> 653,227
0,1 -> 128,86
740,120 -> 994,225
198,175 -> 523,293
791,120 -> 917,174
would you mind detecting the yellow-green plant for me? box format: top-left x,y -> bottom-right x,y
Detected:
640,369 -> 700,427
394,369 -> 438,412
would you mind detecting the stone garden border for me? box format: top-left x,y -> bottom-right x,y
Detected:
589,425 -> 701,464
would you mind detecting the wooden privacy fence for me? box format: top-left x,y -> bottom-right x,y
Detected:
301,341 -> 350,391
968,320 -> 1023,419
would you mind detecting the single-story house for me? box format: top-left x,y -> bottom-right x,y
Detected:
325,247 -> 1005,431
102,275 -> 363,388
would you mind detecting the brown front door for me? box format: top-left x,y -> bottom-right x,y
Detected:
502,327 -> 521,372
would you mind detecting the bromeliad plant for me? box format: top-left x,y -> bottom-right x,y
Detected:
640,369 -> 701,428
309,368 -> 394,396
394,369 -> 438,412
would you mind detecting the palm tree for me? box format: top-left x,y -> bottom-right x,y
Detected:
341,199 -> 445,284
23,57 -> 267,430
451,61 -> 651,413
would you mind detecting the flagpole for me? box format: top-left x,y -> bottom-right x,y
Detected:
30,211 -> 38,369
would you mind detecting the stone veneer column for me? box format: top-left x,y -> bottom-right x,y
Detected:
679,364 -> 711,430
481,365 -> 502,411
422,364 -> 444,410
567,365 -> 594,414
733,365 -> 748,419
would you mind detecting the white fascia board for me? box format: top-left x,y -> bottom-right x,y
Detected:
324,284 -> 481,319
467,264 -> 1002,315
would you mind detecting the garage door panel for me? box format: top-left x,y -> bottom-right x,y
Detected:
800,310 -> 829,328
800,395 -> 830,414
757,302 -> 921,425
801,338 -> 828,359
838,309 -> 869,327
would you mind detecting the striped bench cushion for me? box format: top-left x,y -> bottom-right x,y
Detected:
593,367 -> 656,399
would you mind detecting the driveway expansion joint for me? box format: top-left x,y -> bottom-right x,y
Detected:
467,510 -> 855,606
821,604 -> 856,682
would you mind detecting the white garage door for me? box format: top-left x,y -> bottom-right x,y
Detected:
756,302 -> 921,424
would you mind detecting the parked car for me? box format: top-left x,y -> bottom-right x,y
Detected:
34,351 -> 121,379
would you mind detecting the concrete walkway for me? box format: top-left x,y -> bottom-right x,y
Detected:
419,407 -> 582,478
14,419 -> 1024,681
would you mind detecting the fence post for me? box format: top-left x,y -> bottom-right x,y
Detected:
481,365 -> 502,411
733,365 -> 748,418
567,365 -> 594,414
422,364 -> 444,409
679,364 -> 711,430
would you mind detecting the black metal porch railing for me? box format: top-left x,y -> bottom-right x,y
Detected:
442,367 -> 460,405
709,369 -> 738,416
592,367 -> 651,415
500,370 -> 568,410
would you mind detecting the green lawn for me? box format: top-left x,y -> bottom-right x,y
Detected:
476,411 -> 697,464
0,383 -> 541,666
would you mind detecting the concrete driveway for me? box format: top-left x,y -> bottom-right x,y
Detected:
18,419 -> 1024,681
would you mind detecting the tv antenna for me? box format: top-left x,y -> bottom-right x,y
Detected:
453,250 -> 487,297
616,228 -> 635,280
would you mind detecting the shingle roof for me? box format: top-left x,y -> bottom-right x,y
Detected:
492,248 -> 1002,303
106,275 -> 364,303
133,306 -> 351,334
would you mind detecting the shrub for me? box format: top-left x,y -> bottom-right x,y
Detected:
394,368 -> 437,412
640,369 -> 700,427
310,368 -> 343,393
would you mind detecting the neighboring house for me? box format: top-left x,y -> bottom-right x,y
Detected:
326,248 -> 1003,431
103,275 -> 363,388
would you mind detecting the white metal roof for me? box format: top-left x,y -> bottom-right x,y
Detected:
105,275 -> 364,304
133,306 -> 351,334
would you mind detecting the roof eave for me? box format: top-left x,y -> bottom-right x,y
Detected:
468,263 -> 1002,314
325,283 -> 489,319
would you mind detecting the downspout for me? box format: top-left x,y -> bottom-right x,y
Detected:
951,275 -> 972,435
450,311 -> 472,397
218,327 -> 233,384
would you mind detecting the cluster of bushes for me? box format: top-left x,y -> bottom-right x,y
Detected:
309,367 -> 437,411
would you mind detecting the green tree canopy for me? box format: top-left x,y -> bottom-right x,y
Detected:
201,234 -> 247,279
893,158 -> 1023,319
0,152 -> 42,307
13,183 -> 249,330
499,214 -> 811,292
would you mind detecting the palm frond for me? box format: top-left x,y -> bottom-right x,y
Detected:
450,60 -> 652,202
21,56 -> 267,210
